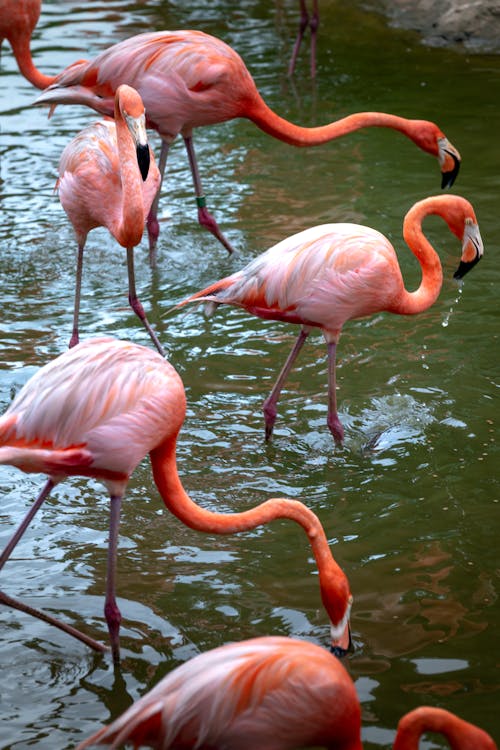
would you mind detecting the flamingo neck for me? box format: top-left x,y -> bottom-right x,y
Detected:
113,106 -> 145,249
10,36 -> 56,89
393,707 -> 496,750
388,199 -> 444,316
246,97 -> 416,147
149,439 -> 350,628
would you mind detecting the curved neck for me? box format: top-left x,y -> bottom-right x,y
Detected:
150,439 -> 350,626
246,95 -> 414,147
10,36 -> 56,89
389,200 -> 443,315
113,104 -> 145,249
393,707 -> 496,750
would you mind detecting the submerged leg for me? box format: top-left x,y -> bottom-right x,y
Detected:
0,478 -> 108,653
147,140 -> 169,267
183,135 -> 235,255
0,479 -> 54,571
309,0 -> 319,78
288,0 -> 309,76
126,245 -> 165,357
326,341 -> 344,445
263,327 -> 310,441
104,494 -> 123,664
69,242 -> 85,348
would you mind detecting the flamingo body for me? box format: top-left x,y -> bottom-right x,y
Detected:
176,195 -> 483,444
76,635 -> 497,750
35,30 -> 461,255
0,338 -> 352,661
57,84 -> 163,352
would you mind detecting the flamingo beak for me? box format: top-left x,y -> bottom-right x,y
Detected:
441,152 -> 460,189
438,137 -> 461,189
454,220 -> 483,279
136,143 -> 150,181
329,621 -> 352,659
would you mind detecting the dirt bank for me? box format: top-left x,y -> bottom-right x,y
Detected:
371,0 -> 500,53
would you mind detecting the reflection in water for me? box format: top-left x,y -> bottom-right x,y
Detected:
353,541 -> 488,659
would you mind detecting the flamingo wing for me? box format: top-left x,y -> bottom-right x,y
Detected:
0,338 -> 184,479
181,224 -> 403,336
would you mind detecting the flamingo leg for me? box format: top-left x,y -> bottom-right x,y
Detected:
326,341 -> 344,445
0,478 -> 54,571
0,589 -> 108,652
147,140 -> 169,267
104,494 -> 123,664
183,135 -> 235,255
288,0 -> 309,77
309,0 -> 319,78
0,478 -> 108,653
263,327 -> 310,440
69,242 -> 85,349
126,246 -> 165,357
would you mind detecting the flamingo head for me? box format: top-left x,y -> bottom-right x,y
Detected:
329,593 -> 353,657
438,136 -> 461,189
454,215 -> 484,279
116,84 -> 151,182
406,122 -> 461,188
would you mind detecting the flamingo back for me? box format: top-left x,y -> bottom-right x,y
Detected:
184,223 -> 404,339
36,30 -> 258,139
76,636 -> 362,750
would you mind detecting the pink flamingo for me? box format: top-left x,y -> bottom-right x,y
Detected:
288,0 -> 320,77
0,0 -> 86,89
0,337 -> 352,663
75,635 -> 497,750
174,195 -> 483,445
34,30 -> 461,260
57,84 -> 164,354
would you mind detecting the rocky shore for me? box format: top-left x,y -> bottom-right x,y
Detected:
372,0 -> 500,53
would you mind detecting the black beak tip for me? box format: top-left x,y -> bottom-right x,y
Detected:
330,644 -> 349,659
136,143 -> 150,182
453,256 -> 481,280
441,154 -> 460,189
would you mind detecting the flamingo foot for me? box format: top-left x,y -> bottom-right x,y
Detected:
104,600 -> 122,664
197,205 -> 235,255
263,398 -> 278,441
327,411 -> 345,446
68,331 -> 79,349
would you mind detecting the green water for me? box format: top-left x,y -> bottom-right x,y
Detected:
0,1 -> 498,747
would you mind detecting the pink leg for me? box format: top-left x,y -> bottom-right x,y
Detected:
104,494 -> 123,664
147,140 -> 169,267
0,478 -> 108,653
326,341 -> 344,444
183,135 -> 235,255
263,327 -> 309,440
309,0 -> 319,78
0,479 -> 54,571
69,242 -> 85,348
0,589 -> 108,653
127,246 -> 165,357
288,0 -> 309,77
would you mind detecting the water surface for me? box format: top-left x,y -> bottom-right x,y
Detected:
0,1 -> 498,747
